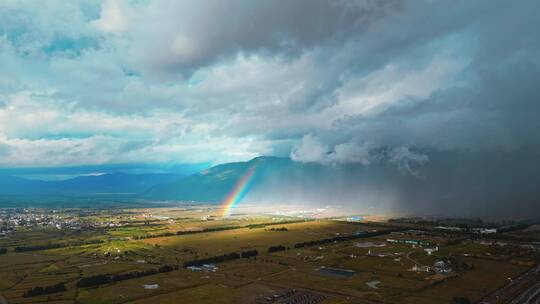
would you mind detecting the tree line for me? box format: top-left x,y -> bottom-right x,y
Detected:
76,265 -> 177,288
77,248 -> 259,288
133,226 -> 241,240
77,228 -> 396,290
134,220 -> 309,240
184,229 -> 398,268
183,250 -> 258,267
246,220 -> 309,229
14,239 -> 104,252
294,229 -> 398,248
267,245 -> 287,253
23,283 -> 66,298
74,228 -> 397,290
15,243 -> 64,252
0,248 -> 7,254
268,227 -> 288,232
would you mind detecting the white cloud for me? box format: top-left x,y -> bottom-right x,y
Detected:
91,0 -> 129,34
330,142 -> 373,165
290,134 -> 329,164
0,90 -> 268,166
0,0 -> 539,169
0,134 -> 121,167
291,134 -> 373,166
333,54 -> 467,117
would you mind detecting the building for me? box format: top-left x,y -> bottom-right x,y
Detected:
187,266 -> 202,272
143,284 -> 159,289
386,239 -> 431,246
434,226 -> 465,232
202,264 -> 218,272
424,246 -> 439,255
471,228 -> 497,234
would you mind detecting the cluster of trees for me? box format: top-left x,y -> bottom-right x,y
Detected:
0,248 -> 7,254
246,220 -> 308,229
184,252 -> 240,267
268,227 -> 288,232
23,283 -> 66,298
184,250 -> 259,267
439,257 -> 475,272
241,250 -> 258,258
388,217 -> 538,237
294,230 -> 395,249
14,239 -> 104,252
390,217 -> 488,228
176,226 -> 239,235
268,245 -> 287,253
15,243 -> 64,252
77,265 -> 177,288
133,232 -> 175,239
446,237 -> 469,246
133,226 -> 241,240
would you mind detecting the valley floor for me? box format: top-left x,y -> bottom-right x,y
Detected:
0,207 -> 538,304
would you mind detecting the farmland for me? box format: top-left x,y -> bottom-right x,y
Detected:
0,207 -> 538,304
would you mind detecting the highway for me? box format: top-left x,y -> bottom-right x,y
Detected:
479,264 -> 540,304
509,280 -> 540,304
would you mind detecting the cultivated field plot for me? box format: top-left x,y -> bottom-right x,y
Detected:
0,207 -> 538,304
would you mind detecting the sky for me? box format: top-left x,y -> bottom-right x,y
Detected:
0,0 -> 539,175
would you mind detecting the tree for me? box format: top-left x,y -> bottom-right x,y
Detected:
453,296 -> 471,304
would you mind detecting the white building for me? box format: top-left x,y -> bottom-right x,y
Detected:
143,284 -> 159,289
424,246 -> 439,255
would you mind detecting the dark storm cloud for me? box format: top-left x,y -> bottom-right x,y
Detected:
129,0 -> 401,75
289,0 -> 540,160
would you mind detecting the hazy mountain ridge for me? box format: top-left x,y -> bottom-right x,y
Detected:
143,157 -> 284,202
145,150 -> 540,218
0,173 -> 183,197
1,150 -> 539,217
143,156 -> 404,205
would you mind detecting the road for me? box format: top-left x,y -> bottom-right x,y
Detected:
479,264 -> 540,304
509,280 -> 540,304
405,251 -> 425,267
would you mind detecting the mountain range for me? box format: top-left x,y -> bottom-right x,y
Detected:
1,151 -> 539,217
0,173 -> 182,197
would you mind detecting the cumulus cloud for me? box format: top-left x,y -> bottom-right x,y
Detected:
291,134 -> 373,166
91,0 -> 129,34
290,134 -> 328,164
291,134 -> 428,178
0,91 -> 268,166
0,0 -> 538,176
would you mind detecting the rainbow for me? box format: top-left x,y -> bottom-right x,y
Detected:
221,165 -> 257,217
